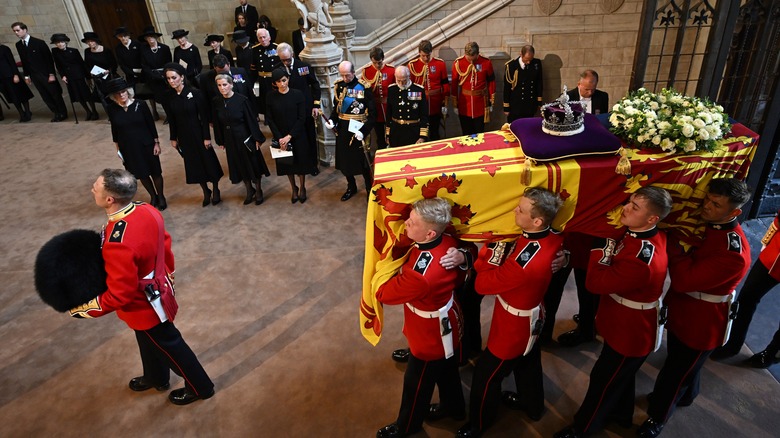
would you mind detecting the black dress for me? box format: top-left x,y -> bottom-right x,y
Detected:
212,93 -> 269,184
266,88 -> 316,175
84,47 -> 117,77
0,44 -> 33,105
207,49 -> 234,69
173,45 -> 202,86
167,86 -> 223,184
107,99 -> 162,178
51,47 -> 91,102
140,44 -> 172,100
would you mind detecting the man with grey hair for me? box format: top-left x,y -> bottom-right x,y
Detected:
251,28 -> 278,116
71,169 -> 214,406
386,65 -> 428,147
567,69 -> 609,115
376,197 -> 474,438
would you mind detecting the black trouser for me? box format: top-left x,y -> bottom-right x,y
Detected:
648,332 -> 711,423
134,321 -> 213,397
541,268 -> 595,338
721,261 -> 779,352
345,170 -> 372,193
428,114 -> 442,141
374,122 -> 387,150
468,344 -> 543,433
459,115 -> 484,136
30,73 -> 67,116
457,272 -> 483,357
396,350 -> 465,435
573,341 -> 647,435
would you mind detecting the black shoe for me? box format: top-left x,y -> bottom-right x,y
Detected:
710,345 -> 740,360
255,189 -> 264,205
748,348 -> 780,368
291,186 -> 299,204
157,195 -> 167,211
311,168 -> 319,176
426,403 -> 465,422
637,418 -> 664,438
299,188 -> 307,203
202,189 -> 212,207
168,387 -> 214,405
58,113 -> 67,121
376,422 -> 412,438
341,187 -> 357,202
553,426 -> 581,438
51,115 -> 61,122
501,391 -> 543,421
24,110 -> 32,122
90,111 -> 100,121
150,195 -> 159,208
244,187 -> 256,205
456,423 -> 482,438
557,328 -> 595,347
211,189 -> 221,205
391,348 -> 410,363
128,376 -> 169,392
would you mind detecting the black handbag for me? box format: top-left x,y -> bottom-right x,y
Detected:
271,139 -> 294,166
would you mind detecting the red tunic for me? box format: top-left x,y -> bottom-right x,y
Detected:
450,55 -> 496,119
759,213 -> 780,280
665,221 -> 750,350
408,57 -> 449,116
586,227 -> 668,357
474,229 -> 564,359
80,202 -> 175,330
361,64 -> 395,123
376,234 -> 468,361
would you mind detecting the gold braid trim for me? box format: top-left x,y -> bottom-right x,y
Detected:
334,84 -> 348,116
505,63 -> 518,91
454,58 -> 476,86
362,68 -> 382,90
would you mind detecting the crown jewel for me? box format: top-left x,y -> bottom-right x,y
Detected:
541,86 -> 585,136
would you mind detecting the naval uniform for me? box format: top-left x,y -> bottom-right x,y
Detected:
250,42 -> 279,115
450,55 -> 495,135
361,63 -> 394,149
385,82 -> 429,147
376,233 -> 470,436
329,76 -> 375,189
408,56 -> 449,141
647,219 -> 750,425
465,228 -> 564,435
503,57 -> 543,121
570,227 -> 668,435
70,202 -> 213,396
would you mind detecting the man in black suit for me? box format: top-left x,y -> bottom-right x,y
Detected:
199,54 -> 255,117
235,0 -> 259,35
275,42 -> 321,173
12,22 -> 68,121
503,44 -> 543,122
292,18 -> 307,57
566,69 -> 609,115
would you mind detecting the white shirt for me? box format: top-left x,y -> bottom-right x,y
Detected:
580,97 -> 593,114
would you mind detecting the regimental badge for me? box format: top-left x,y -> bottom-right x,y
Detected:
637,240 -> 655,264
408,91 -> 422,101
476,64 -> 482,72
298,66 -> 309,75
382,72 -> 387,80
414,251 -> 434,275
598,238 -> 617,265
727,231 -> 743,253
430,66 -> 436,73
515,241 -> 540,267
108,220 -> 127,243
486,241 -> 516,266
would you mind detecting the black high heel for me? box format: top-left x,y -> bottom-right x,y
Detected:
244,187 -> 256,205
255,189 -> 264,205
202,188 -> 212,207
299,187 -> 307,203
157,195 -> 167,211
291,186 -> 299,204
211,189 -> 221,205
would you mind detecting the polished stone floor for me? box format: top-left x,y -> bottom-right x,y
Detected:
0,103 -> 778,437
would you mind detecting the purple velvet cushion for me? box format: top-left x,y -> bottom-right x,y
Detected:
510,113 -> 622,161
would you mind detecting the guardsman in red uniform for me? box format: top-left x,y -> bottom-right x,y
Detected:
555,186 -> 672,438
456,188 -> 565,438
362,46 -> 395,150
70,169 -> 214,406
638,179 -> 752,438
408,40 -> 449,141
386,66 -> 428,147
376,197 -> 474,438
450,41 -> 495,135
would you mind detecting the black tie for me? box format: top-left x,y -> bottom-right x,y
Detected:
24,39 -> 28,47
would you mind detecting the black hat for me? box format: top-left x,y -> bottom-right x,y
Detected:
81,31 -> 101,43
139,26 -> 162,39
49,33 -> 70,44
163,62 -> 186,76
114,27 -> 131,37
171,29 -> 189,39
204,34 -> 224,46
232,30 -> 250,44
271,68 -> 289,83
103,77 -> 132,95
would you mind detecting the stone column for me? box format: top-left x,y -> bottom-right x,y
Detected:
329,0 -> 357,62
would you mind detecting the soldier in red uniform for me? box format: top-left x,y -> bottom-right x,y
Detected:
638,179 -> 752,438
456,188 -> 565,438
408,40 -> 449,141
555,186 -> 672,438
70,169 -> 214,406
375,197 -> 474,438
362,46 -> 395,150
450,41 -> 495,135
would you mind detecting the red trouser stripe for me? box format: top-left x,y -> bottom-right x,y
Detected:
143,331 -> 199,396
477,359 -> 506,429
404,361 -> 429,434
584,356 -> 627,433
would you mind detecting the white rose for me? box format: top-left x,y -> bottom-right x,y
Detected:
658,95 -> 667,104
698,128 -> 710,140
612,103 -> 621,112
661,138 -> 675,151
682,124 -> 695,137
649,102 -> 659,110
645,111 -> 657,120
708,125 -> 722,139
693,118 -> 706,128
684,140 -> 697,152
652,135 -> 662,145
700,112 -> 712,124
609,113 -> 620,125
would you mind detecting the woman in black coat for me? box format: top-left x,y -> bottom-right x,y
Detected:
213,74 -> 269,204
50,33 -> 99,120
139,27 -> 171,120
205,34 -> 233,70
266,68 -> 316,203
104,77 -> 166,209
82,32 -> 117,115
172,29 -> 202,87
164,63 -> 223,206
0,43 -> 33,122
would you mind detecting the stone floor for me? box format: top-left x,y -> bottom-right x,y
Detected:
0,100 -> 779,437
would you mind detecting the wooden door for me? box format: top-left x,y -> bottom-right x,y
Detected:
82,0 -> 154,46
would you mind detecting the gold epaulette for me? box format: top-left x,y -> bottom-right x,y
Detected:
251,43 -> 262,49
358,78 -> 370,88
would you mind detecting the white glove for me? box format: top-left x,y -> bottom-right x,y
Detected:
488,106 -> 493,113
441,106 -> 447,116
453,107 -> 459,116
324,119 -> 335,130
355,131 -> 364,141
